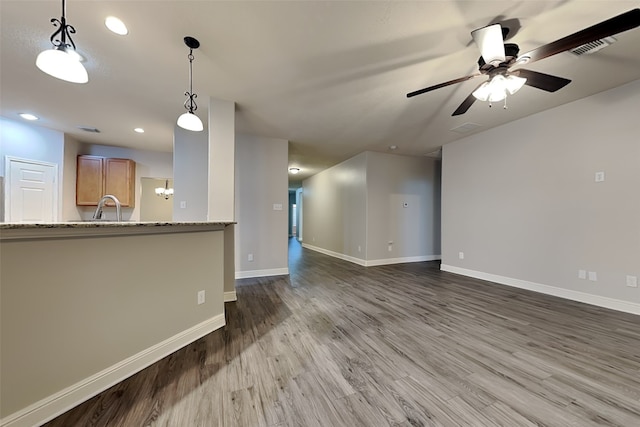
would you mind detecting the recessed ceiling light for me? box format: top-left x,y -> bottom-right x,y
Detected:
19,113 -> 39,121
134,128 -> 144,133
289,167 -> 300,174
105,16 -> 128,35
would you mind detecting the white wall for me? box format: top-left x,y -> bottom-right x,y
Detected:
302,151 -> 441,266
234,134 -> 289,278
77,143 -> 173,221
173,125 -> 208,221
441,79 -> 640,314
0,117 -> 65,220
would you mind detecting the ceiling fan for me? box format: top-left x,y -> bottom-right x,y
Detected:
406,8 -> 640,116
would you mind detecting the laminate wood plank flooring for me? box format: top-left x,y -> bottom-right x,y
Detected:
45,238 -> 640,426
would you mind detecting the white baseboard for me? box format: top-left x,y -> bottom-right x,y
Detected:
302,243 -> 367,266
366,255 -> 441,267
235,268 -> 289,279
302,243 -> 441,267
440,264 -> 640,316
224,290 -> 237,302
1,314 -> 226,427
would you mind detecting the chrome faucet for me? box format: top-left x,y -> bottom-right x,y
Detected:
93,195 -> 122,221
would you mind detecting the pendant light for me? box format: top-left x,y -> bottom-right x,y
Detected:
177,36 -> 204,132
155,179 -> 174,200
36,0 -> 88,84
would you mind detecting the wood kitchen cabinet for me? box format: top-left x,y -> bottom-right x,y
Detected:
76,155 -> 136,207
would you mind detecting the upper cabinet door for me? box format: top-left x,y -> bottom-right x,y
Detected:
76,155 -> 136,207
104,158 -> 136,207
76,155 -> 104,206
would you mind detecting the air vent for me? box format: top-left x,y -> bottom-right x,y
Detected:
570,36 -> 616,56
450,122 -> 482,134
77,126 -> 101,133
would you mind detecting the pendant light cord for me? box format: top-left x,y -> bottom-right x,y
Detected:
184,49 -> 198,113
50,0 -> 77,50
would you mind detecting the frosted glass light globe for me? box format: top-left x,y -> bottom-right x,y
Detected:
177,112 -> 204,131
36,48 -> 88,84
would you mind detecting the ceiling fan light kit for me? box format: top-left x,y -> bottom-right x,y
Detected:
36,0 -> 88,84
407,8 -> 640,116
472,74 -> 527,103
177,36 -> 204,132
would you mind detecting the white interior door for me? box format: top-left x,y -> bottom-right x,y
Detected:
5,157 -> 58,222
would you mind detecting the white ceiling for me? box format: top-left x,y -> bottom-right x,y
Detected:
2,1 -> 639,186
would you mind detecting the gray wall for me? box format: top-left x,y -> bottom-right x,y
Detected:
1,228 -> 225,420
441,79 -> 640,312
303,152 -> 367,259
367,152 -> 441,262
303,151 -> 441,265
234,134 -> 289,277
173,125 -> 208,221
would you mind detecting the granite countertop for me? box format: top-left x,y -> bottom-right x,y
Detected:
0,221 -> 233,230
0,221 -> 235,240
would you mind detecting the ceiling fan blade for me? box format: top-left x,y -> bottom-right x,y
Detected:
517,8 -> 640,64
471,23 -> 506,64
406,74 -> 479,98
515,69 -> 571,92
452,90 -> 480,116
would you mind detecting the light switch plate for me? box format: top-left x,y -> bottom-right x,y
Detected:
588,271 -> 597,281
626,275 -> 638,288
273,203 -> 283,211
595,171 -> 605,182
578,269 -> 587,279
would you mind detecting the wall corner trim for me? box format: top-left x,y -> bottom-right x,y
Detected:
224,290 -> 238,302
440,264 -> 640,316
235,268 -> 289,280
1,314 -> 226,427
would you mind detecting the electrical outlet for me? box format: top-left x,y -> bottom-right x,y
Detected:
358,245 -> 361,252
626,275 -> 638,288
248,253 -> 254,262
197,290 -> 205,305
459,252 -> 464,260
588,271 -> 597,282
595,171 -> 605,182
180,201 -> 187,209
578,269 -> 587,279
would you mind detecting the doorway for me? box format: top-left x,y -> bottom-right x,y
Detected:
291,203 -> 297,236
4,156 -> 58,222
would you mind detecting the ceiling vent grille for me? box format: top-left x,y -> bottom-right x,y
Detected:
450,122 -> 482,134
77,126 -> 101,133
570,36 -> 616,56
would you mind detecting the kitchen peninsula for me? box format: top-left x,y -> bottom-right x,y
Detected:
0,221 -> 233,427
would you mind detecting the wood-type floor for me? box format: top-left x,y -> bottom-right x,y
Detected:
45,239 -> 640,426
